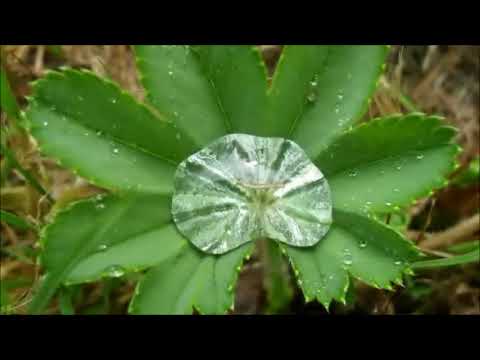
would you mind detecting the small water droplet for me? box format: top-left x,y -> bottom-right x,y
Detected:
77,95 -> 84,101
96,130 -> 103,136
111,98 -> 117,104
96,203 -> 105,210
337,93 -> 344,101
84,132 -> 89,137
176,133 -> 181,140
105,265 -> 125,278
348,171 -> 357,177
338,118 -> 349,127
43,121 -> 49,127
416,154 -> 424,160
307,93 -> 317,102
359,240 -> 368,249
343,249 -> 353,266
335,107 -> 340,114
347,73 -> 353,80
97,244 -> 108,252
168,71 -> 173,76
113,148 -> 119,154
393,188 -> 400,193
385,202 -> 393,207
173,111 -> 178,117
394,260 -> 402,266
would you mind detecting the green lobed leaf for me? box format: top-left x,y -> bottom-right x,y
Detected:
0,65 -> 20,120
66,225 -> 185,285
134,45 -> 229,147
25,69 -> 188,195
271,45 -> 388,158
315,114 -> 459,214
28,193 -> 185,313
134,45 -> 387,147
25,45 -> 464,315
282,209 -> 420,309
192,45 -> 270,136
129,242 -> 253,315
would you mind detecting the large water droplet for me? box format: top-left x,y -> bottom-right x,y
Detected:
171,134 -> 333,254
